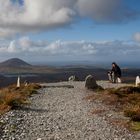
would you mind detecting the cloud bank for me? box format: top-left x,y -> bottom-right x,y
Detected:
0,0 -> 139,37
0,37 -> 140,61
134,32 -> 140,42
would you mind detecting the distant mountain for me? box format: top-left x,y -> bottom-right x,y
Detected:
0,58 -> 58,73
0,58 -> 31,67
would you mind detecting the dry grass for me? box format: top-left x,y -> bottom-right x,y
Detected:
83,95 -> 98,101
124,105 -> 140,122
108,118 -> 129,129
102,86 -> 140,130
129,121 -> 140,131
0,83 -> 41,115
106,87 -> 140,115
91,109 -> 106,115
0,104 -> 11,114
84,85 -> 140,131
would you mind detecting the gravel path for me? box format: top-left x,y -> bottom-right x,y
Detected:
0,81 -> 140,140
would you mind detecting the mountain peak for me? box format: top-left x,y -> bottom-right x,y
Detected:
0,58 -> 31,67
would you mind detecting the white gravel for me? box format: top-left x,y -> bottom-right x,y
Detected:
0,81 -> 140,140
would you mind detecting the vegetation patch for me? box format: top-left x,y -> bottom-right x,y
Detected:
104,86 -> 140,130
129,121 -> 140,131
0,83 -> 42,115
85,85 -> 140,131
108,118 -> 129,129
83,95 -> 98,101
91,109 -> 106,115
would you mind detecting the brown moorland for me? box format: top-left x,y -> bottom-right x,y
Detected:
0,83 -> 41,115
85,83 -> 140,131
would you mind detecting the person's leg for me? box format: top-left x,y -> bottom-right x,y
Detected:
108,73 -> 112,82
112,72 -> 117,83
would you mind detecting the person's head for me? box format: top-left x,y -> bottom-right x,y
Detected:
112,62 -> 117,67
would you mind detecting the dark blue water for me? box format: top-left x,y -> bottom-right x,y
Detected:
2,74 -> 38,78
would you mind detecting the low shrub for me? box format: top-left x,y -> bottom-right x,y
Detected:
99,85 -> 140,130
0,83 -> 42,115
124,106 -> 140,121
130,122 -> 140,131
110,86 -> 140,95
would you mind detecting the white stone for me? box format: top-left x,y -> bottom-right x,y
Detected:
68,75 -> 79,81
136,76 -> 140,87
17,76 -> 20,88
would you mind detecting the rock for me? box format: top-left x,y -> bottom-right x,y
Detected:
68,76 -> 79,81
24,80 -> 29,87
136,76 -> 140,87
85,75 -> 98,89
17,76 -> 21,88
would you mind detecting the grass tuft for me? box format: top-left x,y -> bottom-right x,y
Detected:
105,86 -> 140,130
124,105 -> 140,121
130,121 -> 140,131
0,83 -> 42,115
91,109 -> 106,115
87,85 -> 140,131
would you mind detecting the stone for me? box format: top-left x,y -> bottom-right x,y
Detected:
85,75 -> 98,89
136,76 -> 140,87
17,76 -> 21,88
68,75 -> 79,81
117,77 -> 122,83
24,80 -> 29,86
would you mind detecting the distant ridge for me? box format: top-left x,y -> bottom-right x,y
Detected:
0,58 -> 31,67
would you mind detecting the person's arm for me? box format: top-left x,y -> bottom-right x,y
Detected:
111,67 -> 115,74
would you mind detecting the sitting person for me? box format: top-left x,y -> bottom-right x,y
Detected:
108,62 -> 122,83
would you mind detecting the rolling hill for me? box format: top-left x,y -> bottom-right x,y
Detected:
0,58 -> 31,67
0,58 -> 58,73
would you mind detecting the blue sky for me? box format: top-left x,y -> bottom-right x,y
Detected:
30,18 -> 140,42
0,0 -> 140,63
28,0 -> 140,42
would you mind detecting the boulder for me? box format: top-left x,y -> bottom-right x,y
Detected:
68,75 -> 79,81
85,75 -> 98,89
136,76 -> 140,87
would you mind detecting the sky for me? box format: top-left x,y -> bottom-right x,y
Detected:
0,0 -> 140,63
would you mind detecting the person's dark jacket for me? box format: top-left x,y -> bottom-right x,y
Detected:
111,65 -> 121,77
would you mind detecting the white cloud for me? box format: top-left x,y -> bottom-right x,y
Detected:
134,32 -> 140,42
18,37 -> 31,50
8,40 -> 18,53
0,0 -> 139,37
0,0 -> 76,37
0,37 -> 140,61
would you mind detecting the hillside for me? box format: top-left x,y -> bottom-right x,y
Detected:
0,58 -> 31,67
0,58 -> 58,74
